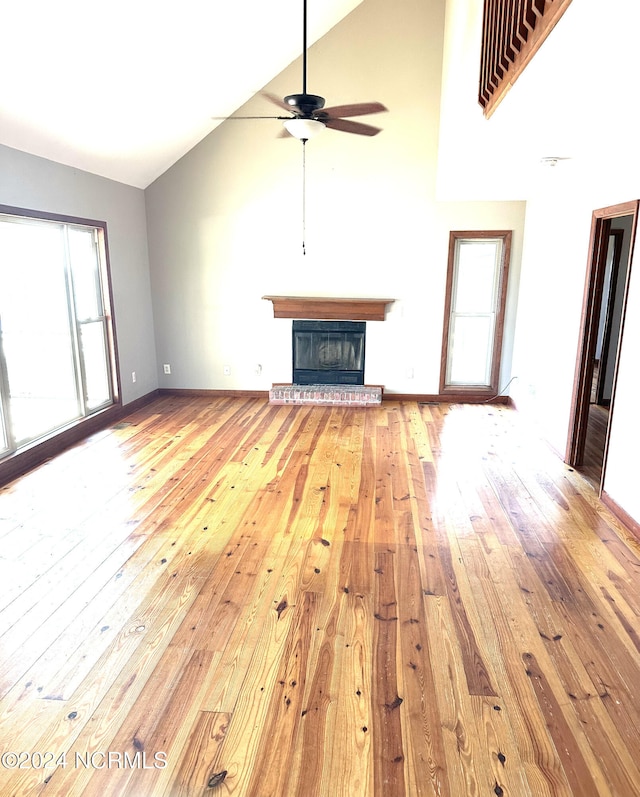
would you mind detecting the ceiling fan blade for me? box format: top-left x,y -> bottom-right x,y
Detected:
321,102 -> 388,118
262,92 -> 297,113
211,115 -> 289,120
324,118 -> 383,136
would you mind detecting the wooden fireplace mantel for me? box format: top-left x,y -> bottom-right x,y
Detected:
263,296 -> 394,321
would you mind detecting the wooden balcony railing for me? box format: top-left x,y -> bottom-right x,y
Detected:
479,0 -> 574,116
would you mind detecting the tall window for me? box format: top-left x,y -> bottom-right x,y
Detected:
440,230 -> 512,395
0,208 -> 117,458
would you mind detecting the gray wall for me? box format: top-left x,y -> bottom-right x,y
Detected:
0,144 -> 157,404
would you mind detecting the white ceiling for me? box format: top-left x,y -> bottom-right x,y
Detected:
0,0 -> 363,188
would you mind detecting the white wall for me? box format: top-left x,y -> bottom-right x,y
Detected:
145,0 -> 525,395
439,0 -> 640,523
499,165 -> 640,523
0,144 -> 158,404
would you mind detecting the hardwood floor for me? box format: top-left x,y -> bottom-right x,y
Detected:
580,403 -> 609,490
2,396 -> 640,796
581,358 -> 610,490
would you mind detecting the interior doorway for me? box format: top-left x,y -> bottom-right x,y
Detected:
566,201 -> 638,491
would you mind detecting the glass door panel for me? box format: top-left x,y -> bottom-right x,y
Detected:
80,320 -> 111,410
454,241 -> 499,312
0,316 -> 13,455
69,226 -> 112,411
68,227 -> 102,319
440,231 -> 512,394
0,220 -> 80,445
0,210 -> 116,463
448,315 -> 494,385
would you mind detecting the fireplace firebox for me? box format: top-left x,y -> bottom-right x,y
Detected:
292,320 -> 366,385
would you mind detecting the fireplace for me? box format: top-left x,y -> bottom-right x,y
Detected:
292,320 -> 366,385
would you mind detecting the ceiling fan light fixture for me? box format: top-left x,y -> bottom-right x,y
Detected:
283,118 -> 326,140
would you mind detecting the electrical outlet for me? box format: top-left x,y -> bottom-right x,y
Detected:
223,365 -> 231,376
132,371 -> 136,383
163,364 -> 171,374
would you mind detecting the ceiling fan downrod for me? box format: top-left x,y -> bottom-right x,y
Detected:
303,0 -> 308,96
284,0 -> 325,118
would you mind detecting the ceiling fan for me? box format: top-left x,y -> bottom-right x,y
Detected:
216,0 -> 388,141
213,0 -> 387,253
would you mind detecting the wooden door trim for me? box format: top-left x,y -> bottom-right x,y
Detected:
439,230 -> 512,395
566,200 -> 639,479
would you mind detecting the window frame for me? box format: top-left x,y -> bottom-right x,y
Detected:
439,230 -> 512,396
0,204 -> 121,466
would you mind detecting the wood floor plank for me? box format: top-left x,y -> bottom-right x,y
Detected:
38,515 -> 224,702
422,593 -> 493,797
459,538 -> 590,797
371,550 -> 405,796
533,624 -> 640,797
244,591 -> 319,797
83,647 -> 216,797
458,535 -> 612,797
196,538 -> 296,714
469,695 -> 534,797
522,651 -> 608,797
163,710 -> 231,797
0,565 -> 206,796
324,590 -> 373,797
0,528 -> 148,699
395,539 -> 450,797
193,581 -> 301,794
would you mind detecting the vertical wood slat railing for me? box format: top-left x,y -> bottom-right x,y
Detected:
479,0 -> 573,116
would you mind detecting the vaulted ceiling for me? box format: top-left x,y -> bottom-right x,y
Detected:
0,0 -> 363,188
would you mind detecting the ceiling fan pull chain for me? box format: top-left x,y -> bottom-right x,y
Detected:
302,140 -> 307,256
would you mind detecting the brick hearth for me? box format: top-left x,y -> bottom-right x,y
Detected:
269,384 -> 382,407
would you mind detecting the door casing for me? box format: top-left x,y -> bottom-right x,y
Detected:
566,200 -> 639,490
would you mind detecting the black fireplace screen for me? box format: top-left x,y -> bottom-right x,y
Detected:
292,320 -> 366,385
